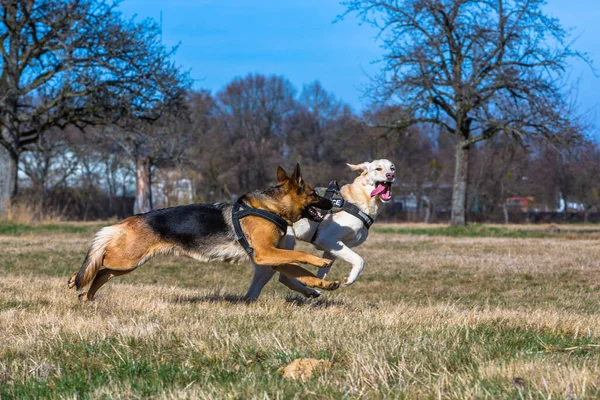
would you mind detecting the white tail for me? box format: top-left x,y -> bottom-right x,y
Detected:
73,225 -> 122,289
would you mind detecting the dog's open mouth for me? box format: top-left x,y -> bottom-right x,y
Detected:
304,206 -> 325,222
370,181 -> 393,202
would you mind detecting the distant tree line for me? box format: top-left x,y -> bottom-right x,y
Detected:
12,73 -> 600,223
2,0 -> 598,224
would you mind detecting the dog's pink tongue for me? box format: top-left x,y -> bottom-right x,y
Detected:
370,183 -> 387,197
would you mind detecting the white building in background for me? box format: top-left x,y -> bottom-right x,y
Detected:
557,196 -> 585,213
152,169 -> 194,209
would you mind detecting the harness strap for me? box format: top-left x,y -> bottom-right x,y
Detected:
341,201 -> 374,229
232,200 -> 289,258
324,180 -> 340,199
310,181 -> 374,243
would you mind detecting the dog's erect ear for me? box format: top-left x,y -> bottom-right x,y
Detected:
347,162 -> 371,173
289,163 -> 305,190
276,166 -> 289,183
290,163 -> 301,183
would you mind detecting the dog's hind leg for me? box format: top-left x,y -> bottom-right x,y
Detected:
77,222 -> 163,301
79,267 -> 137,302
314,239 -> 364,286
245,264 -> 276,301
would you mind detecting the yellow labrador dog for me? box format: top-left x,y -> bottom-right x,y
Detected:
245,159 -> 395,300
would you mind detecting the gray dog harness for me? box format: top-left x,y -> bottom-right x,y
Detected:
318,181 -> 374,229
232,199 -> 289,258
310,181 -> 374,244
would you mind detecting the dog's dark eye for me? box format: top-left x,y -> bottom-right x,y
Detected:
376,167 -> 383,171
391,167 -> 395,171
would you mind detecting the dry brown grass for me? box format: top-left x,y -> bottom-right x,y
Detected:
379,222 -> 600,231
1,223 -> 600,398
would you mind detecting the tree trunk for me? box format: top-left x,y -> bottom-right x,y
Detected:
134,156 -> 152,214
424,200 -> 431,223
501,180 -> 509,224
0,144 -> 18,220
450,140 -> 470,226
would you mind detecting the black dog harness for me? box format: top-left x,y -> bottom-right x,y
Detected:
232,199 -> 289,258
310,181 -> 374,243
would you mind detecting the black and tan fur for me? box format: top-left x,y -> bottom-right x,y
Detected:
68,164 -> 338,301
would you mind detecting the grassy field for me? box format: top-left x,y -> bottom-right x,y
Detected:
1,222 -> 600,399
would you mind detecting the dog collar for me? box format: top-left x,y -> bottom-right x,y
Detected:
232,199 -> 289,258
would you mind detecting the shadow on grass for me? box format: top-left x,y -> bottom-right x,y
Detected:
172,291 -> 248,305
283,294 -> 347,308
170,290 -> 347,308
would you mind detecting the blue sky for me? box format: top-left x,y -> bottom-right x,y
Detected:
119,0 -> 600,132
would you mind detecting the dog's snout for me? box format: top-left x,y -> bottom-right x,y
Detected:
315,196 -> 333,210
320,197 -> 333,210
386,173 -> 395,180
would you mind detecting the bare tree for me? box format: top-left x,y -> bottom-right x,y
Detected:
285,81 -> 361,184
470,135 -> 529,222
344,0 -> 587,225
0,0 -> 189,218
217,74 -> 296,193
183,90 -> 230,203
96,112 -> 193,215
19,128 -> 79,217
563,141 -> 600,221
290,82 -> 342,164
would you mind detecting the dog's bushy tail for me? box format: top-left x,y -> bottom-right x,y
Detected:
69,225 -> 122,290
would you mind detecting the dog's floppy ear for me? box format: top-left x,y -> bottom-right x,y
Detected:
347,162 -> 370,173
348,162 -> 370,185
289,163 -> 305,190
276,166 -> 289,183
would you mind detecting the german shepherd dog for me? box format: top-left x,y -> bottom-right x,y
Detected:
68,164 -> 339,301
246,159 -> 395,299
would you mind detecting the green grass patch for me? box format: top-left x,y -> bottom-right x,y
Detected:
0,334 -> 344,399
2,324 -> 597,399
374,224 -> 555,238
0,221 -> 105,236
0,250 -> 85,277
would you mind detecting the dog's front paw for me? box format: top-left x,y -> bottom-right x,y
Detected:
68,272 -> 77,289
341,276 -> 355,287
78,292 -> 91,302
322,280 -> 340,291
316,258 -> 334,269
